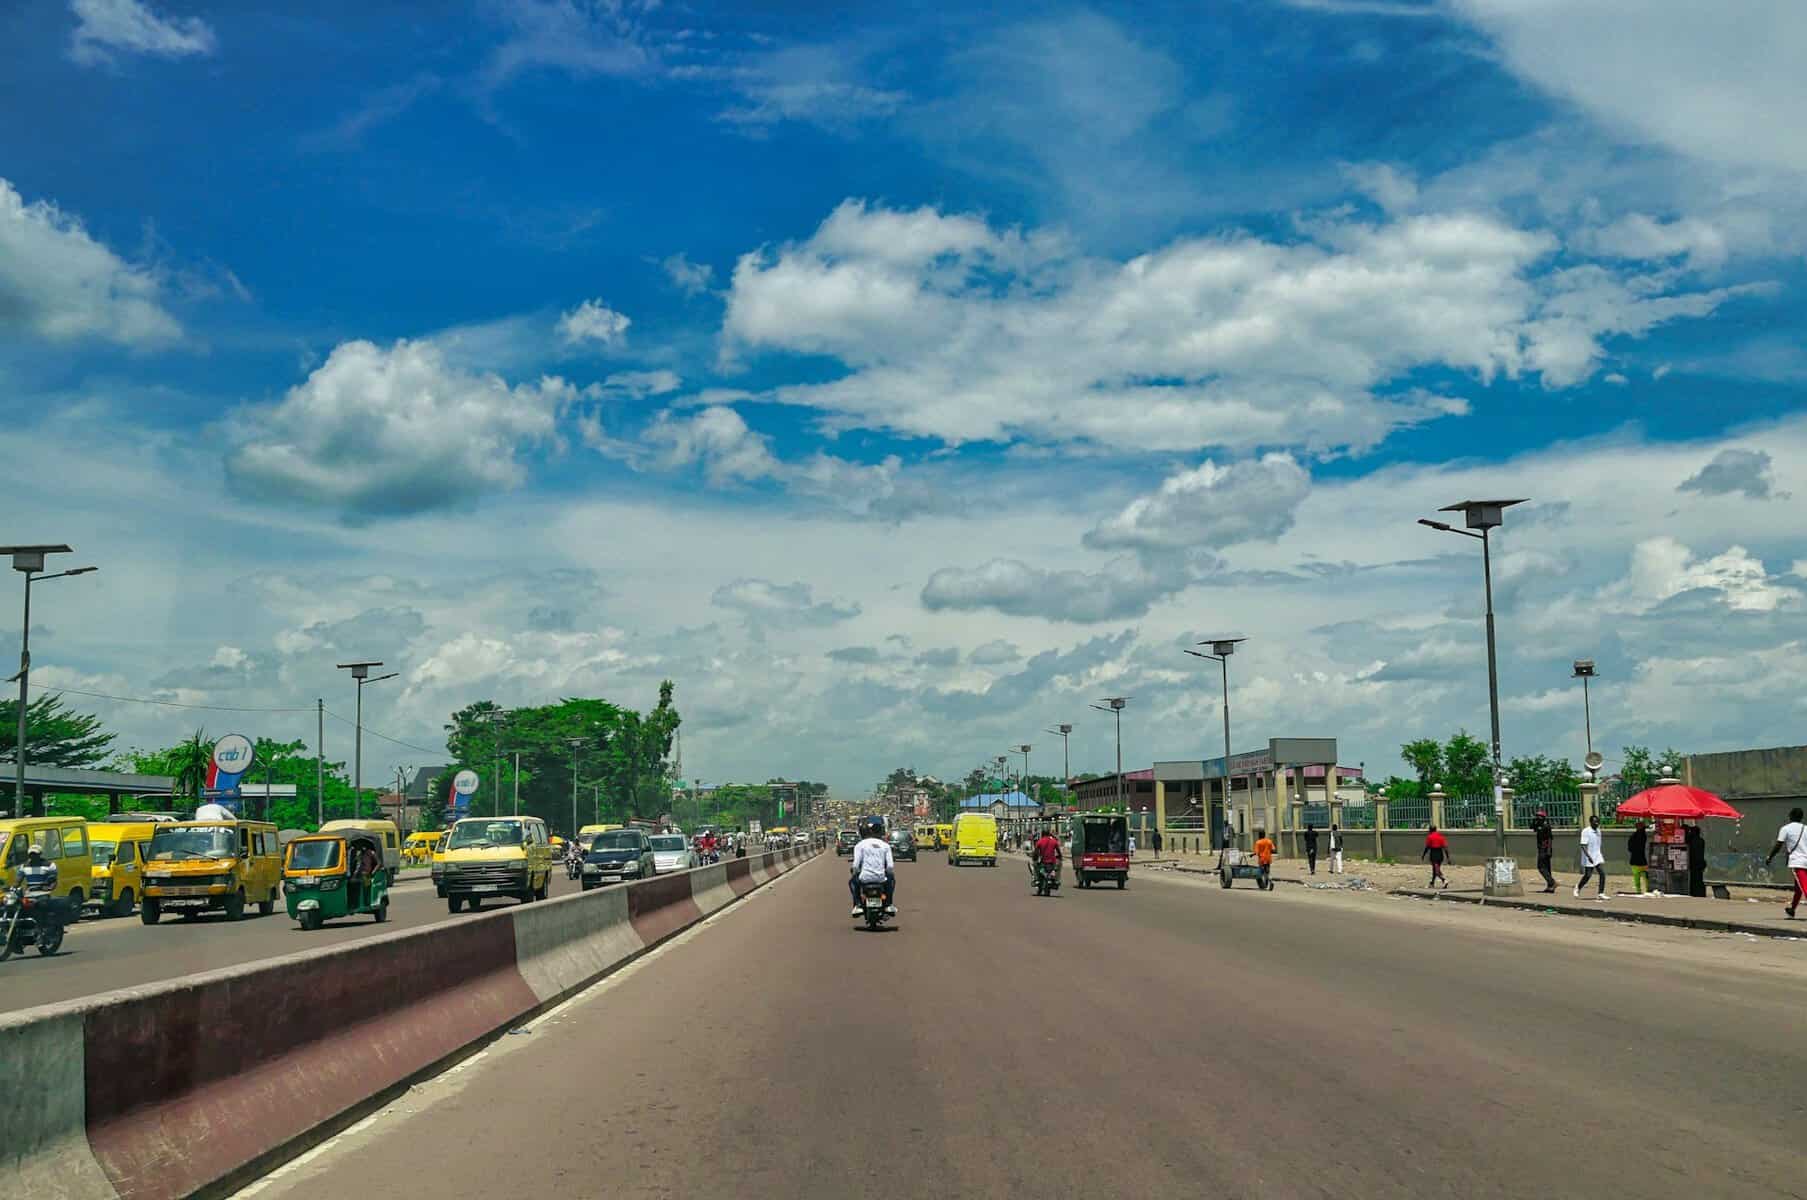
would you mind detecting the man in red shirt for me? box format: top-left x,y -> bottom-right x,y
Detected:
1422,825 -> 1451,888
1033,826 -> 1063,887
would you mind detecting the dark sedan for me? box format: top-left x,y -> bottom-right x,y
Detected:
582,829 -> 655,889
888,831 -> 917,862
835,829 -> 858,856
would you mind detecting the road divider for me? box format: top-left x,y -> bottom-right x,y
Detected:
2,845 -> 819,1200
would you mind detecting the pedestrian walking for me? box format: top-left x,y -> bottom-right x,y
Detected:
1151,828 -> 1163,858
1421,824 -> 1450,888
1684,822 -> 1707,897
1764,806 -> 1807,919
1329,823 -> 1344,874
1530,808 -> 1556,893
1627,820 -> 1649,894
1575,814 -> 1607,899
1128,832 -> 1137,857
1253,827 -> 1275,889
1303,823 -> 1319,875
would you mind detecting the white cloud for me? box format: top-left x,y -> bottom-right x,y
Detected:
1606,537 -> 1799,614
0,178 -> 181,345
1084,454 -> 1310,557
602,369 -> 681,397
557,298 -> 631,346
710,578 -> 859,627
481,0 -> 656,91
707,42 -> 905,129
1451,0 -> 1807,175
723,199 -> 1740,454
660,252 -> 713,296
225,339 -> 572,518
1341,162 -> 1419,214
641,405 -> 781,485
69,0 -> 216,67
920,556 -> 1178,623
969,639 -> 1022,665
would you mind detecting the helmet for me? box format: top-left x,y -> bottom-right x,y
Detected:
861,818 -> 882,839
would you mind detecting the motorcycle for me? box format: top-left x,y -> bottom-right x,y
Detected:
1031,860 -> 1061,897
565,853 -> 582,880
0,884 -> 67,962
856,880 -> 891,930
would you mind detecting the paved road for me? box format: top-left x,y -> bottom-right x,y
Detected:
250,854 -> 1806,1199
7,871 -> 586,1010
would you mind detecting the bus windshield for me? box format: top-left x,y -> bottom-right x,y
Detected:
148,827 -> 239,861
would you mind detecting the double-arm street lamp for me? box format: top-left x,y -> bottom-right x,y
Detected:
5,545 -> 98,814
336,661 -> 398,818
1418,498 -> 1526,856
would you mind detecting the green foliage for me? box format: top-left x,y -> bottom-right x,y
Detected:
441,683 -> 682,836
118,735 -> 361,829
0,694 -> 115,767
418,770 -> 449,833
1399,738 -> 1443,787
1618,745 -> 1685,792
1506,754 -> 1579,794
1442,731 -> 1490,795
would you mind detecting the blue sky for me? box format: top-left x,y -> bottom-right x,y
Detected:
3,0 -> 1805,794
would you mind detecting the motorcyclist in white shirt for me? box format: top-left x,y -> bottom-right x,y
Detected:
848,819 -> 896,917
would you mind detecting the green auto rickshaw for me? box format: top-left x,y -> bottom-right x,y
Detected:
283,832 -> 390,931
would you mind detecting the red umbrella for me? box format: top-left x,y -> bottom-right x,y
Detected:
1613,784 -> 1742,820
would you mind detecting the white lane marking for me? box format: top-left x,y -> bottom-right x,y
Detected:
227,857 -> 813,1199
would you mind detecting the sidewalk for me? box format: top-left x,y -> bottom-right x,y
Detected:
1132,847 -> 1807,940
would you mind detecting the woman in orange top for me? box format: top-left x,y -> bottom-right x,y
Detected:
1253,829 -> 1276,889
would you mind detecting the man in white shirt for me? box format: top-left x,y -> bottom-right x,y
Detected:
1575,814 -> 1607,899
849,821 -> 896,917
1765,806 -> 1807,919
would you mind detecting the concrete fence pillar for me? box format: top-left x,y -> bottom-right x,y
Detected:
1374,799 -> 1388,859
1579,779 -> 1598,826
1429,786 -> 1446,830
1499,784 -> 1516,832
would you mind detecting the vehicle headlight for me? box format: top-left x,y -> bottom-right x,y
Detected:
321,875 -> 344,890
622,861 -> 641,873
147,874 -> 171,884
216,874 -> 237,887
582,863 -> 599,873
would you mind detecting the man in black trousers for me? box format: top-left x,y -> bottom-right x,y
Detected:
1530,808 -> 1557,893
1303,823 -> 1319,875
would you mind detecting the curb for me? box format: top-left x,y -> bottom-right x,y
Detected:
1136,860 -> 1307,887
1392,887 -> 1805,939
5,847 -> 821,1200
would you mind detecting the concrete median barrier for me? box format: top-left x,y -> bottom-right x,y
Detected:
689,863 -> 736,914
6,844 -> 818,1200
511,884 -> 644,1003
724,856 -> 755,896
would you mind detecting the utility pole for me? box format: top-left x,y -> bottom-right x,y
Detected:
512,750 -> 521,817
567,738 -> 584,838
1046,724 -> 1072,788
1091,699 -> 1128,812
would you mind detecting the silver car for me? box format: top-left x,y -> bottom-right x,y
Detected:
650,833 -> 699,875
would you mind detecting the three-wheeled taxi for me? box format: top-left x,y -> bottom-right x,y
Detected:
1070,812 -> 1130,890
283,832 -> 390,930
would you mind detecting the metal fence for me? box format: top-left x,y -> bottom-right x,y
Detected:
1340,804 -> 1376,830
1388,796 -> 1431,828
1597,779 -> 1636,825
1441,793 -> 1497,830
1299,804 -> 1330,829
1512,791 -> 1581,828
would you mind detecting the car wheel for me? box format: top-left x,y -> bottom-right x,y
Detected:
1117,878 -> 1126,890
258,890 -> 276,916
68,888 -> 85,913
113,888 -> 135,918
225,889 -> 246,921
374,897 -> 389,923
447,895 -> 463,914
140,899 -> 161,925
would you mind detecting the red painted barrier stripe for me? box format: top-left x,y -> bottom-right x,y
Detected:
85,917 -> 533,1200
625,871 -> 703,946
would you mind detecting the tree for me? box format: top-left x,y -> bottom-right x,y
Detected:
168,729 -> 212,801
0,694 -> 115,766
1506,754 -> 1579,794
418,770 -> 449,833
1400,738 -> 1443,788
120,735 -> 360,828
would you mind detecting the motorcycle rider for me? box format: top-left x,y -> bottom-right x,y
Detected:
1032,825 -> 1063,887
848,819 -> 896,917
15,845 -> 68,940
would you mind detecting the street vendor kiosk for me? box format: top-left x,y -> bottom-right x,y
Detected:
1646,816 -> 1689,894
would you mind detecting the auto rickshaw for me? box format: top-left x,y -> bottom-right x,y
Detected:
1070,812 -> 1130,889
282,832 -> 390,930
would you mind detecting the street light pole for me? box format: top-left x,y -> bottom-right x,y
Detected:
1186,637 -> 1246,843
1572,659 -> 1596,758
1419,499 -> 1526,858
1046,724 -> 1072,787
1091,698 -> 1129,812
4,546 -> 95,816
512,750 -> 521,816
567,738 -> 584,838
336,661 -> 396,819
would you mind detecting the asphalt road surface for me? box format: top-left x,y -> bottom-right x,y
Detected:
249,855 -> 1806,1199
6,870 -> 585,1010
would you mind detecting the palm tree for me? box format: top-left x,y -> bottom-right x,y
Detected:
170,729 -> 212,802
